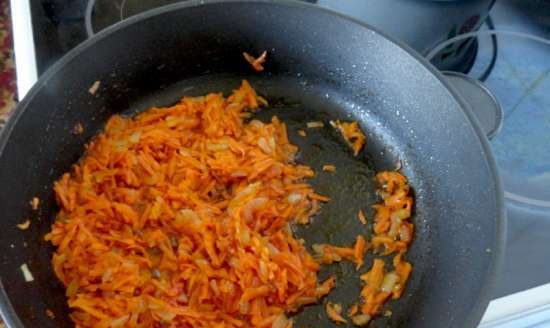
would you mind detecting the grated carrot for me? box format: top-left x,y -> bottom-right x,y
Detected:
45,81 -> 334,328
358,171 -> 414,319
359,259 -> 389,316
371,171 -> 414,254
43,79 -> 414,327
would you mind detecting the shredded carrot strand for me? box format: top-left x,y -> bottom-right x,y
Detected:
243,51 -> 267,72
325,302 -> 347,324
357,209 -> 367,225
322,164 -> 336,173
312,235 -> 369,270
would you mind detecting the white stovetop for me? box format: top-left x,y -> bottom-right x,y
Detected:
480,283 -> 550,327
8,0 -> 550,327
10,0 -> 37,100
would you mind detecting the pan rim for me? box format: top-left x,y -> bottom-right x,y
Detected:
0,1 -> 505,327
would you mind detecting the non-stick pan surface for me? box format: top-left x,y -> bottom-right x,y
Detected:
0,1 -> 504,327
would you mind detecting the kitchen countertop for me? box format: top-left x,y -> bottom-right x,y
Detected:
468,0 -> 550,299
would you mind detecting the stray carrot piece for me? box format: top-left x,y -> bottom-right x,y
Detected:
330,120 -> 366,156
45,309 -> 56,319
312,243 -> 353,264
88,80 -> 100,95
326,302 -> 347,324
312,236 -> 367,270
30,197 -> 40,210
243,50 -> 267,72
358,209 -> 367,225
297,129 -> 307,137
322,164 -> 336,172
306,121 -> 324,128
310,193 -> 330,202
395,160 -> 402,171
20,263 -> 34,282
72,123 -> 84,135
316,276 -> 336,296
17,220 -> 30,230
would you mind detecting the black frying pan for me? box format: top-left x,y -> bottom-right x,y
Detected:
0,1 -> 505,327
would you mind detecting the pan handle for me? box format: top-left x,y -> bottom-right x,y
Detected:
442,71 -> 503,140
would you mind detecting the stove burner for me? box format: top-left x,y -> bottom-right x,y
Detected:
85,0 -> 489,76
85,0 -> 183,36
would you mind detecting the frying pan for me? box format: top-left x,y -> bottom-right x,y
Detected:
0,1 -> 505,327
